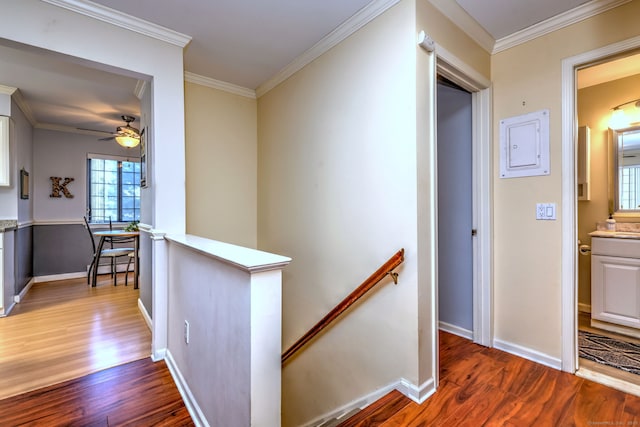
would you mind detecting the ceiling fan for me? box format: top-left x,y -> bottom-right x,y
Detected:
99,115 -> 141,148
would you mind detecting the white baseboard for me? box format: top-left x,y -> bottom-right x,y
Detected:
164,350 -> 209,427
493,338 -> 562,370
14,278 -> 35,303
0,301 -> 15,317
439,321 -> 473,340
34,272 -> 86,283
578,303 -> 591,314
301,377 -> 435,427
138,298 -> 152,330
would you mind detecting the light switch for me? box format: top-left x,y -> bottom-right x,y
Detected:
536,203 -> 556,220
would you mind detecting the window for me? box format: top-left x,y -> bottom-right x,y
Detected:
87,156 -> 140,223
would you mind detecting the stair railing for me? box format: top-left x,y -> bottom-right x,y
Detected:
281,248 -> 405,365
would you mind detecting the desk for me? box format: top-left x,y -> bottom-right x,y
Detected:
92,230 -> 139,289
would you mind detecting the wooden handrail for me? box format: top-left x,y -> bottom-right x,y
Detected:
282,248 -> 405,365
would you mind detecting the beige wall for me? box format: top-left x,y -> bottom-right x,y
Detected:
185,82 -> 257,248
491,1 -> 640,360
257,0 -> 490,424
259,2 -> 419,424
577,73 -> 640,309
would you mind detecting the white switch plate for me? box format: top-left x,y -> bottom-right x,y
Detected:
536,203 -> 556,220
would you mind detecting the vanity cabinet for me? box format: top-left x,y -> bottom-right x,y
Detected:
591,237 -> 640,331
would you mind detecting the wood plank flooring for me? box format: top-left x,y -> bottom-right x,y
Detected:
337,331 -> 640,426
0,276 -> 151,399
0,357 -> 193,426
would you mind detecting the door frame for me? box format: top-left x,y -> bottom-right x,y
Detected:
435,44 -> 493,346
561,34 -> 640,373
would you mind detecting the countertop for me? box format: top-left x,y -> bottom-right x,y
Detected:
0,220 -> 17,232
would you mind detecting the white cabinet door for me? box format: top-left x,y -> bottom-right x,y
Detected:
592,254 -> 640,328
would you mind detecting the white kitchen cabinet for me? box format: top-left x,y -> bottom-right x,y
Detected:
591,237 -> 640,333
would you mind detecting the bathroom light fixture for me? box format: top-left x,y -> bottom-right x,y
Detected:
609,98 -> 640,130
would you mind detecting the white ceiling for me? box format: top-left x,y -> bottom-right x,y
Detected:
455,0 -> 592,39
1,0 -> 637,137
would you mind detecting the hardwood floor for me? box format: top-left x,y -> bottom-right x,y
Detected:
0,276 -> 151,399
0,275 -> 193,426
0,358 -> 193,426
337,331 -> 640,426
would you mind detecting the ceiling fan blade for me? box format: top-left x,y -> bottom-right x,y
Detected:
98,136 -> 116,141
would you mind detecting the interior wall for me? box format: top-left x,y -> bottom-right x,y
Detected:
33,129 -> 138,222
577,73 -> 640,310
185,82 -> 257,248
258,1 -> 420,424
491,0 -> 640,362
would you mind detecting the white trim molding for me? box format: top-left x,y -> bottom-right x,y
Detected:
185,72 -> 256,99
256,0 -> 401,97
300,377 -> 435,427
164,350 -> 209,427
14,278 -> 34,303
493,338 -> 562,370
427,0 -> 495,53
34,272 -> 86,283
138,298 -> 152,331
42,0 -> 192,47
493,0 -> 631,53
439,321 -> 473,340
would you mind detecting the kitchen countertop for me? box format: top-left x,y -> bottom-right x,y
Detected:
0,220 -> 17,232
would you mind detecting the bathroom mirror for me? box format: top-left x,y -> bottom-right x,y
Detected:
609,125 -> 640,213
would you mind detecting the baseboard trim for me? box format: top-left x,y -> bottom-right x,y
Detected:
138,298 -> 152,330
439,321 -> 473,340
301,377 -> 435,426
34,272 -> 86,283
14,278 -> 35,303
0,301 -> 15,317
493,338 -> 562,370
164,350 -> 209,427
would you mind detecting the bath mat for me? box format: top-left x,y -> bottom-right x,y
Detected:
579,330 -> 640,376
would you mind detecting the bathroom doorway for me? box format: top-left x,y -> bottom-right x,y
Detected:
574,48 -> 640,387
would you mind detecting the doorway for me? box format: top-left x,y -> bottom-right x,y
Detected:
574,50 -> 640,386
434,52 -> 492,347
437,76 -> 473,339
561,35 -> 640,389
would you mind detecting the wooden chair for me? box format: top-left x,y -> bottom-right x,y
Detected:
83,216 -> 134,286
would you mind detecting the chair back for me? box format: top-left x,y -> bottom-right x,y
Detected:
83,216 -> 97,254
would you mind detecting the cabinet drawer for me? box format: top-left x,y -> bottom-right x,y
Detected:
591,237 -> 640,258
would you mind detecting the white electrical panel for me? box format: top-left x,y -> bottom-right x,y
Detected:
500,109 -> 550,179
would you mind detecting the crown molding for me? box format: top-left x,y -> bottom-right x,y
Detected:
0,84 -> 17,96
185,72 -> 256,99
41,0 -> 192,47
427,0 -> 495,53
493,0 -> 631,54
256,0 -> 401,98
10,89 -> 37,126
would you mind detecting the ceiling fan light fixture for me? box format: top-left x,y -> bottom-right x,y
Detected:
115,134 -> 140,148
